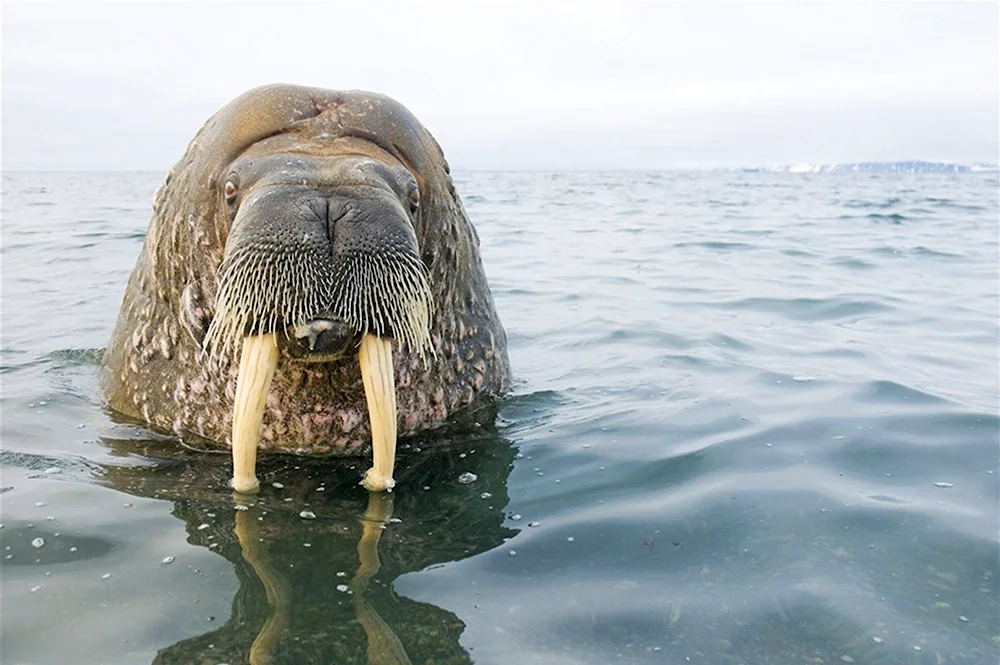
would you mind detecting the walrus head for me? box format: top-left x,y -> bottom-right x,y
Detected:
102,84 -> 510,495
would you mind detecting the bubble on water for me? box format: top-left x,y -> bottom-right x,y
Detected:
567,537 -> 575,542
102,573 -> 112,580
528,521 -> 541,527
44,468 -> 61,474
510,514 -> 522,521
316,486 -> 326,492
934,482 -> 953,488
34,502 -> 45,507
31,538 -> 45,549
480,492 -> 492,499
299,510 -> 316,520
31,585 -> 42,592
272,482 -> 284,489
959,615 -> 969,622
162,556 -> 175,565
872,637 -> 883,644
69,547 -> 78,553
197,523 -> 210,530
234,504 -> 249,512
336,571 -> 347,577
509,550 -> 517,556
303,543 -> 311,547
457,472 -> 478,484
123,503 -> 132,508
336,584 -> 349,593
389,517 -> 402,523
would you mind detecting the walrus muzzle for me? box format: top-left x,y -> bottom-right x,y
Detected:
205,180 -> 433,494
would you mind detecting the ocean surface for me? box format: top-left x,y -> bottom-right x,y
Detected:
2,170 -> 998,665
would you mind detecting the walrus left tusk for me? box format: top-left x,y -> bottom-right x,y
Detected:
231,332 -> 279,494
358,334 -> 397,492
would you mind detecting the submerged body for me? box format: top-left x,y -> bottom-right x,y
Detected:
102,84 -> 510,489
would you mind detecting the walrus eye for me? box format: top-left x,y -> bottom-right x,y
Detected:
224,176 -> 239,204
408,188 -> 419,215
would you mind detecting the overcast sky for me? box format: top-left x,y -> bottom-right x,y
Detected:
3,1 -> 997,171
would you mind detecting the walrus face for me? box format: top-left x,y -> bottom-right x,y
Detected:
205,153 -> 434,494
205,154 -> 432,362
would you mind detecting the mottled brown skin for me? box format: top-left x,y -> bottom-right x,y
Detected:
102,84 -> 510,455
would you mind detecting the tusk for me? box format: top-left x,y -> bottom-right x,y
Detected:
231,332 -> 279,494
358,334 -> 397,492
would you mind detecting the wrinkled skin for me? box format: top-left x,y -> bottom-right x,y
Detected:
102,84 -> 510,455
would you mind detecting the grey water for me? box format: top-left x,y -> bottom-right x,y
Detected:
1,170 -> 998,665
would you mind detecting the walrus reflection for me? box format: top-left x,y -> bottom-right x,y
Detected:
96,422 -> 516,665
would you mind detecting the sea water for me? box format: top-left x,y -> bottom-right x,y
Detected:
2,170 -> 997,664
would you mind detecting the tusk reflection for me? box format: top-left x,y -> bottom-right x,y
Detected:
234,494 -> 293,665
351,492 -> 412,665
231,492 -> 411,665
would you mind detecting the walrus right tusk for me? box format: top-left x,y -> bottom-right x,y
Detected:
231,332 -> 279,494
358,334 -> 398,492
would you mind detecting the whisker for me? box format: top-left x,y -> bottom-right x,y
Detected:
205,244 -> 433,364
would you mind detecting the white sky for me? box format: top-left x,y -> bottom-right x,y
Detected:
2,1 -> 998,171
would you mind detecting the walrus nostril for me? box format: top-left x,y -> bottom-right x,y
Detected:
301,197 -> 329,225
325,200 -> 359,243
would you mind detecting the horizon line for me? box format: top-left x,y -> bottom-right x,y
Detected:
3,159 -> 999,176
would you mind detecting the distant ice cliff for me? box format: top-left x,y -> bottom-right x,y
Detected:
744,161 -> 997,174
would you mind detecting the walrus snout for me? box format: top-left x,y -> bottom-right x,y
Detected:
204,160 -> 433,360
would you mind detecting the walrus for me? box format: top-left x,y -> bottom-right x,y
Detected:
102,84 -> 510,494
